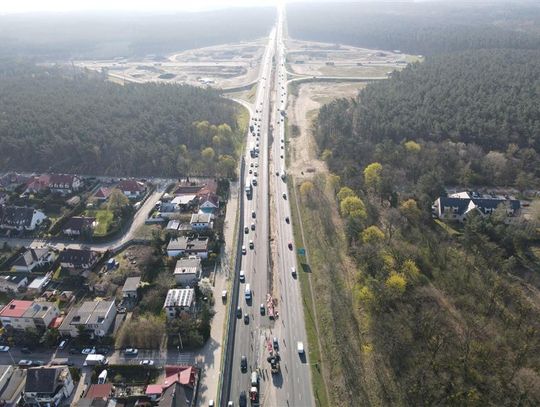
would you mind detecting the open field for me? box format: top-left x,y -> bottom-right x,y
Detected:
286,39 -> 418,78
74,38 -> 266,89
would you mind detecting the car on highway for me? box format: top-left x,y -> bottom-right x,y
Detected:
254,163 -> 258,168
227,402 -> 233,407
236,307 -> 242,318
291,266 -> 297,277
139,359 -> 154,366
239,391 -> 247,407
244,226 -> 249,234
273,337 -> 279,350
18,360 -> 32,367
208,400 -> 215,407
297,341 -> 305,354
282,193 -> 287,199
250,222 -> 255,230
249,240 -> 254,249
254,171 -> 258,177
240,355 -> 248,372
288,242 -> 293,250
248,169 -> 252,174
260,304 -> 265,315
250,163 -> 254,168
0,346 -> 10,352
285,216 -> 290,223
280,154 -> 283,159
244,313 -> 249,324
239,270 -> 245,282
124,348 -> 138,356
242,246 -> 247,255
251,211 -> 256,218
82,348 -> 96,355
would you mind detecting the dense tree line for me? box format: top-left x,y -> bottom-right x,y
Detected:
0,62 -> 244,176
0,8 -> 275,59
315,49 -> 540,193
287,2 -> 540,55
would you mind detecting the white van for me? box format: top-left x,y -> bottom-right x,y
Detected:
245,284 -> 251,300
251,371 -> 259,386
239,270 -> 245,282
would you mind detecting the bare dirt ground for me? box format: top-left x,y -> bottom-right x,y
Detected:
285,38 -> 421,78
74,38 -> 266,89
288,81 -> 367,179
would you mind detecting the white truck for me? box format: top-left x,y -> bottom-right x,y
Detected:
83,354 -> 108,366
297,341 -> 305,355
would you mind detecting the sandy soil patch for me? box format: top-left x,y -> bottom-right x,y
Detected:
287,81 -> 367,179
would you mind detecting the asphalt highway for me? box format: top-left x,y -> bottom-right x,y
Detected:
227,6 -> 314,407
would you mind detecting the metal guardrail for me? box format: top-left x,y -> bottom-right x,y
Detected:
220,157 -> 245,407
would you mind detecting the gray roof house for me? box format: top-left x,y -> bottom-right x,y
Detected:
433,191 -> 521,222
167,236 -> 209,259
23,366 -> 74,407
12,248 -> 55,272
58,300 -> 116,338
121,276 -> 141,299
173,257 -> 202,286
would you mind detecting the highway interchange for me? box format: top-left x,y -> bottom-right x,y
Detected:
226,7 -> 314,407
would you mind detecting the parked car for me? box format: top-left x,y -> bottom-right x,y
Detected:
31,360 -> 44,366
124,348 -> 138,356
69,348 -> 80,355
0,346 -> 10,352
139,359 -> 154,366
18,360 -> 32,367
96,347 -> 111,354
117,307 -> 127,314
273,337 -> 279,350
58,340 -> 67,350
81,348 -> 96,355
21,347 -> 31,354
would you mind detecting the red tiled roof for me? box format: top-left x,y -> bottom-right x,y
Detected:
94,187 -> 112,199
0,300 -> 33,318
117,179 -> 145,193
145,384 -> 163,395
85,383 -> 113,399
49,174 -> 75,185
49,316 -> 64,329
163,365 -> 197,388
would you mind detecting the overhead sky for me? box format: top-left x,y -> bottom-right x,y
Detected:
0,0 -> 285,13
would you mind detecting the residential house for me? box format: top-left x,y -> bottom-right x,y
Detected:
173,257 -> 202,286
0,275 -> 28,293
48,174 -> 82,194
82,383 -> 113,402
23,366 -> 74,407
163,289 -> 195,320
190,213 -> 212,232
0,365 -> 27,407
121,276 -> 141,300
58,300 -> 117,338
12,248 -> 55,272
62,216 -> 96,237
166,236 -> 209,258
0,300 -> 59,331
24,174 -> 51,194
27,272 -> 53,294
117,179 -> 146,198
0,205 -> 47,231
58,248 -> 100,277
93,187 -> 112,201
158,382 -> 190,407
0,172 -> 30,191
198,193 -> 219,214
170,195 -> 197,212
433,191 -> 521,222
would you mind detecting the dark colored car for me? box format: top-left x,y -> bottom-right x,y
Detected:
240,355 -> 247,372
21,347 -> 31,354
244,313 -> 249,324
288,242 -> 293,250
285,217 -> 290,224
69,348 -> 80,355
239,391 -> 247,407
236,307 -> 242,318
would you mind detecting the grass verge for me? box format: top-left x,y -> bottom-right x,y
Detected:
288,177 -> 329,407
